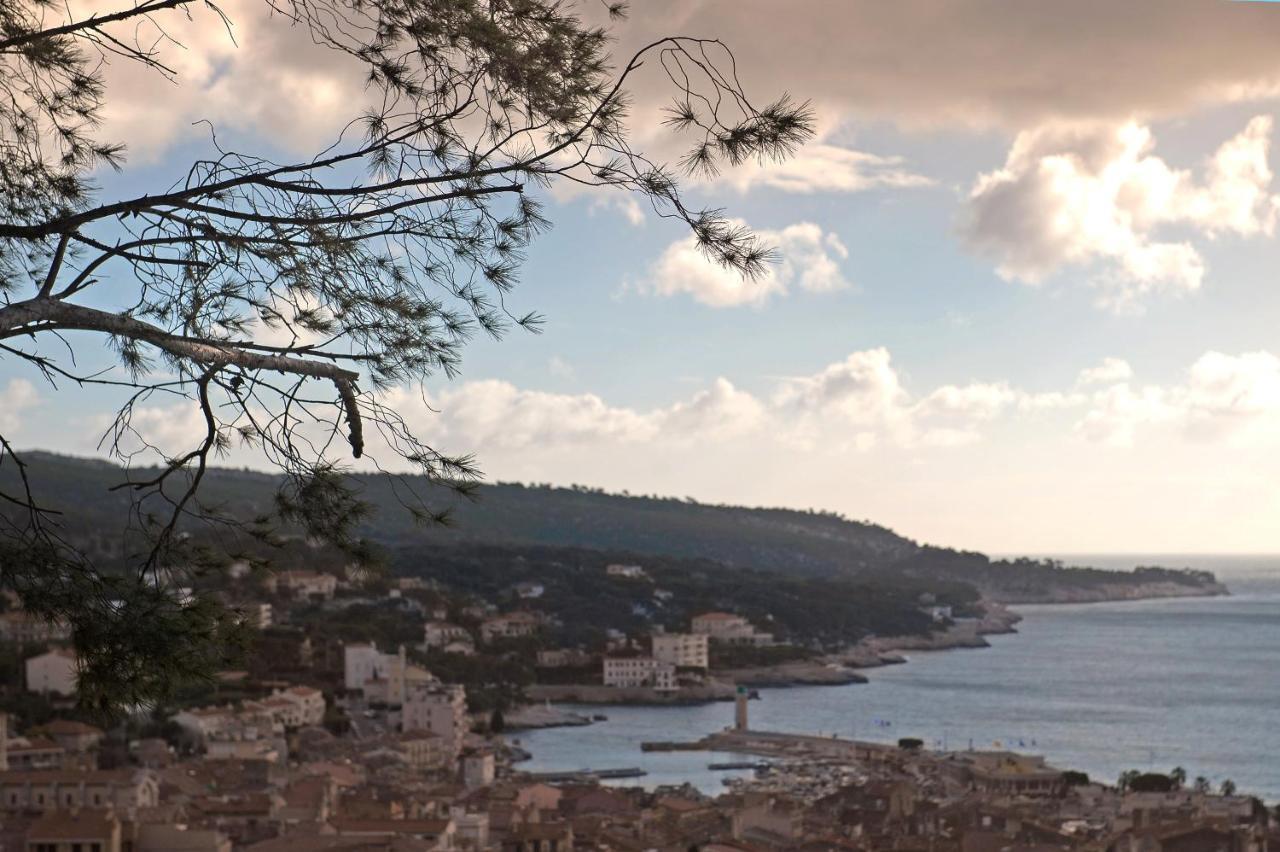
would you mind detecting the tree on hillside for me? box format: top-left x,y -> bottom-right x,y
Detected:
0,0 -> 813,708
1117,769 -> 1140,793
1128,773 -> 1175,794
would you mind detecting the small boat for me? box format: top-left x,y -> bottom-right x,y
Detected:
592,713 -> 608,721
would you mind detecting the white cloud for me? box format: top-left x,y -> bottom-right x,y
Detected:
1182,351 -> 1280,438
963,117 -> 1280,311
773,349 -> 908,424
1077,351 -> 1280,445
405,380 -> 659,451
718,143 -> 932,195
547,357 -> 577,381
83,0 -> 366,161
638,221 -> 851,307
658,378 -> 766,441
1017,391 -> 1089,412
78,349 -> 1004,464
770,349 -> 1031,449
109,348 -> 1280,487
0,379 -> 40,434
589,195 -> 647,226
1078,358 -> 1134,386
1076,384 -> 1175,447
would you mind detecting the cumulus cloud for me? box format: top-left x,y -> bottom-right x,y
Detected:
0,379 -> 40,434
620,1 -> 1280,132
111,349 -> 1280,478
769,349 -> 1049,449
589,195 -> 647,226
717,143 -> 932,195
83,0 -> 367,160
112,347 -> 1057,469
1078,358 -> 1134,386
399,380 -> 660,450
659,378 -> 767,441
1077,351 -> 1280,445
963,117 -> 1280,310
638,221 -> 851,307
83,0 -> 1280,189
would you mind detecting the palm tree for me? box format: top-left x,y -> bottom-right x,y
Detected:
1220,779 -> 1237,797
1117,769 -> 1141,793
1170,766 -> 1187,789
1193,776 -> 1212,794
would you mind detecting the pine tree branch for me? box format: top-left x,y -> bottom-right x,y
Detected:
0,297 -> 365,457
0,0 -> 196,51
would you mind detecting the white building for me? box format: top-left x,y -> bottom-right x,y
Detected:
479,612 -> 541,643
204,715 -> 285,763
267,686 -> 326,727
462,750 -> 495,788
267,570 -> 338,600
235,602 -> 272,629
343,643 -> 385,692
651,633 -> 709,669
606,564 -> 647,580
343,643 -> 418,703
512,582 -> 544,599
602,657 -> 677,691
691,612 -> 773,646
924,605 -> 953,622
172,706 -> 234,741
401,684 -> 468,760
25,649 -> 78,697
423,621 -> 472,649
536,648 -> 593,668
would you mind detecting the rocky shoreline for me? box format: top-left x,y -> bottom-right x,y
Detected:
512,603 -> 1025,723
983,580 -> 1229,605
509,586 -> 1222,724
526,681 -> 738,706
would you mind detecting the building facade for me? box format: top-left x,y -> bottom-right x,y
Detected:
651,633 -> 709,669
400,684 -> 468,760
25,650 -> 78,697
602,657 -> 677,691
690,612 -> 773,646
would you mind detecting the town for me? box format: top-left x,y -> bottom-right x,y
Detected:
0,557 -> 1274,852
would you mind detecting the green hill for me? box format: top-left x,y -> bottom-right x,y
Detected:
0,451 -> 1223,602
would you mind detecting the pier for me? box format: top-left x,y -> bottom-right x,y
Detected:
527,767 -> 647,782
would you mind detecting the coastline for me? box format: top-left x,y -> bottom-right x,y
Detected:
980,580 -> 1230,605
509,583 -> 1226,725
512,602 -> 1024,723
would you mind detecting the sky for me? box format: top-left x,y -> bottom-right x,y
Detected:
10,0 -> 1280,554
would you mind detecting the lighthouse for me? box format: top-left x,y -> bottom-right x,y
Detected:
734,685 -> 749,731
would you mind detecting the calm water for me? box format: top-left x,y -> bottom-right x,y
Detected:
515,556 -> 1280,800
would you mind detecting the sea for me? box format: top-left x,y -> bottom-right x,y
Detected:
513,555 -> 1280,801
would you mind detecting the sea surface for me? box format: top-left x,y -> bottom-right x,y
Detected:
513,555 -> 1280,800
